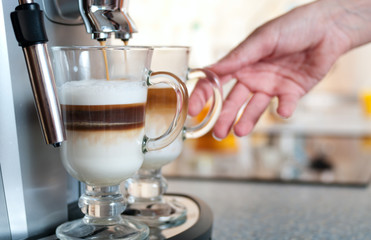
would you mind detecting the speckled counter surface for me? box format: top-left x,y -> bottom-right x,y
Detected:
167,179 -> 371,240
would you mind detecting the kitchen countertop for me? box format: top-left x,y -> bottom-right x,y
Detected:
167,179 -> 371,240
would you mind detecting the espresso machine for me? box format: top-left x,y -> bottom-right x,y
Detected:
0,1 -> 212,239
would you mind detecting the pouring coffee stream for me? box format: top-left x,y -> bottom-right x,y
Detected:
99,39 -> 130,81
99,41 -> 110,81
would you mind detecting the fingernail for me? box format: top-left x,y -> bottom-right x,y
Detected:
212,132 -> 223,142
277,112 -> 291,119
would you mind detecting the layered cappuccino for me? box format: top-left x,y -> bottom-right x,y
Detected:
59,79 -> 147,186
142,87 -> 183,170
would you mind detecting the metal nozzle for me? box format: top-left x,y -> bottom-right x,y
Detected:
79,0 -> 137,41
11,2 -> 66,147
23,44 -> 66,147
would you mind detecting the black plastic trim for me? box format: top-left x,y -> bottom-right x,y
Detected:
10,3 -> 48,47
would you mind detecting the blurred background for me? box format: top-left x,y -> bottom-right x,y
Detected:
129,0 -> 371,186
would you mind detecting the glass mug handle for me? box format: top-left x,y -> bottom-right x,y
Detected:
142,71 -> 188,153
184,68 -> 223,139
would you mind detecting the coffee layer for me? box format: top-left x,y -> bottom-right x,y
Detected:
147,87 -> 177,108
62,103 -> 145,131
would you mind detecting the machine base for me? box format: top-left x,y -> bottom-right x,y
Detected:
32,193 -> 213,240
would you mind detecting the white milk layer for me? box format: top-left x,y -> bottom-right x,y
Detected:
142,109 -> 183,170
142,134 -> 183,170
59,79 -> 147,186
62,129 -> 144,186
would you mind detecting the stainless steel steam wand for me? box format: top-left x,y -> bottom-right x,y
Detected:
11,0 -> 65,147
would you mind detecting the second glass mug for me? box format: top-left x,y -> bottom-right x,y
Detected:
123,46 -> 223,227
52,46 -> 188,240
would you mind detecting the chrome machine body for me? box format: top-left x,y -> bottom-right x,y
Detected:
0,0 -> 136,238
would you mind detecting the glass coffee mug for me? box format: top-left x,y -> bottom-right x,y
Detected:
124,46 -> 222,227
52,46 -> 188,240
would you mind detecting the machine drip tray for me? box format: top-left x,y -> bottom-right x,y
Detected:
36,193 -> 213,240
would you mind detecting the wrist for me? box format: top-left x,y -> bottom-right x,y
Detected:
322,0 -> 371,50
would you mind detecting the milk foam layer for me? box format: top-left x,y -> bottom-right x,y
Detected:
59,79 -> 147,105
59,79 -> 147,186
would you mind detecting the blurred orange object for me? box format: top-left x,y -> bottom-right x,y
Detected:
192,102 -> 239,153
360,90 -> 371,116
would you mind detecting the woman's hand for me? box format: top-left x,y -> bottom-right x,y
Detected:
189,0 -> 371,139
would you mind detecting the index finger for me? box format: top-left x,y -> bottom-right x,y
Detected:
209,27 -> 275,77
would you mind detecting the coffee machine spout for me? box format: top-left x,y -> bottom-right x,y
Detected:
79,0 -> 138,41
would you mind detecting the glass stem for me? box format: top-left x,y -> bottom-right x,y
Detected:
125,168 -> 167,204
79,184 -> 126,225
